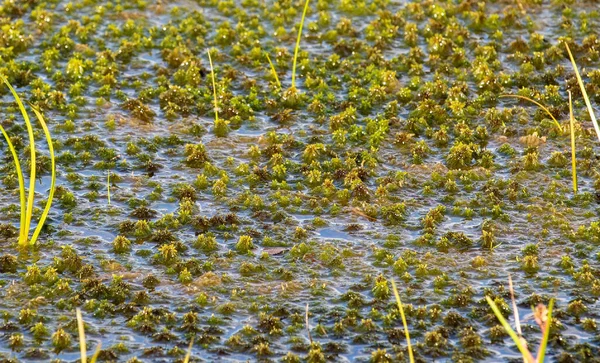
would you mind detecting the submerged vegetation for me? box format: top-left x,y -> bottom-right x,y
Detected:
1,0 -> 600,361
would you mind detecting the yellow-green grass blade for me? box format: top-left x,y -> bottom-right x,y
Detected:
537,299 -> 554,362
568,91 -> 578,194
183,336 -> 194,363
76,308 -> 87,363
291,0 -> 310,89
565,42 -> 600,143
499,94 -> 562,132
77,308 -> 102,363
1,75 -> 36,245
391,279 -> 414,363
29,106 -> 55,246
89,342 -> 102,363
265,52 -> 281,88
207,49 -> 219,123
485,296 -> 535,363
0,125 -> 26,245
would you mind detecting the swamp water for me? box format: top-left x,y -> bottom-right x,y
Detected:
0,0 -> 600,362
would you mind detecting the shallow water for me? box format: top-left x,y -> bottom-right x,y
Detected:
0,0 -> 600,362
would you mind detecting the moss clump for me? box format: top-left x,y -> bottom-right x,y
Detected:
122,98 -> 155,122
0,254 -> 18,273
371,275 -> 390,300
214,118 -> 230,137
437,232 -> 474,251
446,142 -> 475,169
184,143 -> 209,168
142,275 -> 160,290
158,243 -> 178,265
31,322 -> 49,343
194,233 -> 218,253
8,333 -> 24,352
235,235 -> 254,254
51,328 -> 72,353
0,223 -> 18,239
178,268 -> 193,284
521,255 -> 539,274
380,203 -> 406,225
113,235 -> 132,254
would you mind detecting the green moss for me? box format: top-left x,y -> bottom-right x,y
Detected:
113,236 -> 132,254
184,144 -> 209,168
236,235 -> 254,254
0,254 -> 18,273
51,328 -> 72,354
446,142 -> 475,169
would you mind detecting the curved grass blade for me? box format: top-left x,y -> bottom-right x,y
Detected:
0,125 -> 26,245
183,336 -> 194,363
537,299 -> 554,363
568,91 -> 578,194
207,49 -> 219,123
89,342 -> 102,363
499,94 -> 562,132
291,0 -> 310,89
391,279 -> 414,363
0,75 -> 36,246
485,296 -> 535,363
565,42 -> 600,143
265,52 -> 281,88
76,308 -> 87,363
29,106 -> 55,246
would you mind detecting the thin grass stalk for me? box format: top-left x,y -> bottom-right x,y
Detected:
499,94 -> 562,132
565,42 -> 600,142
391,279 -> 414,363
207,49 -> 219,123
265,52 -> 281,88
305,303 -> 313,344
29,106 -> 55,246
485,296 -> 535,363
1,75 -> 36,246
568,91 -> 578,193
76,308 -> 87,363
77,308 -> 102,363
0,125 -> 26,245
536,299 -> 554,362
508,275 -> 523,337
291,0 -> 310,89
183,336 -> 194,363
107,171 -> 111,205
509,275 -> 527,363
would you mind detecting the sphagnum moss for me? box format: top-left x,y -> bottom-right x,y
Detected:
1,0 -> 600,361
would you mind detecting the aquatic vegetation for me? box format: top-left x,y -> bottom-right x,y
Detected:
107,171 -> 111,205
499,94 -> 562,132
485,277 -> 554,363
265,52 -> 281,89
391,280 -> 414,363
568,91 -> 577,193
291,0 -> 310,91
0,0 -> 599,361
76,308 -> 101,363
207,48 -> 229,137
0,75 -> 56,248
565,42 -> 600,142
